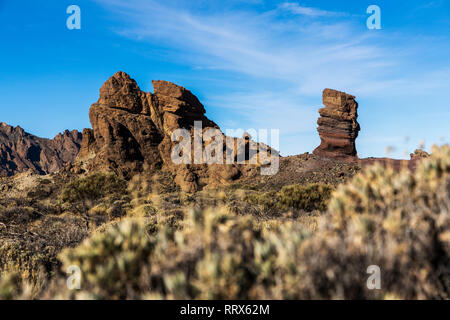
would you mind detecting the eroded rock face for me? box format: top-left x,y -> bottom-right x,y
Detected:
0,122 -> 82,176
78,71 -> 272,192
313,89 -> 360,160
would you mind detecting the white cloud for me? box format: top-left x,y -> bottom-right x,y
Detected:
97,0 -> 390,94
279,2 -> 343,17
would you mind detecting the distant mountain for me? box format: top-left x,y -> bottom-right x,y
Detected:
0,122 -> 82,176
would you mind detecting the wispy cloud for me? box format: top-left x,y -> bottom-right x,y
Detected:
97,0 -> 391,94
279,2 -> 344,17
418,1 -> 444,9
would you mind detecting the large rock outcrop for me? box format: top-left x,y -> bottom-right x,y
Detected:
313,89 -> 360,160
0,122 -> 82,176
77,71 -> 274,192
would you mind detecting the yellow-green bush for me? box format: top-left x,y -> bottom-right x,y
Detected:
244,191 -> 278,210
245,183 -> 333,212
53,207 -> 311,299
60,172 -> 127,204
305,145 -> 450,299
0,273 -> 23,300
278,184 -> 333,211
58,219 -> 153,299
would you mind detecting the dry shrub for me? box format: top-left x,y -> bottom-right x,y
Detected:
60,172 -> 127,204
0,207 -> 40,224
278,184 -> 333,211
0,241 -> 54,286
55,208 -> 309,299
58,219 -> 153,299
245,183 -> 333,212
59,172 -> 130,217
5,146 -> 450,300
301,145 -> 450,299
0,273 -> 29,300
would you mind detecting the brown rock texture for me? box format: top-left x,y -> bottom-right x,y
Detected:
313,89 -> 360,160
77,71 -> 274,192
0,122 -> 82,176
410,149 -> 430,160
359,157 -> 420,172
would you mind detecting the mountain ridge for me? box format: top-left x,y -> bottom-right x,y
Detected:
0,122 -> 82,176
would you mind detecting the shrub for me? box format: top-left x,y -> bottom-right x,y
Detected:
278,184 -> 333,211
60,172 -> 127,204
0,207 -> 40,224
0,273 -> 23,300
0,212 -> 90,291
47,207 -> 312,299
245,183 -> 333,212
59,219 -> 153,299
0,241 -> 56,286
55,210 -> 243,299
244,191 -> 277,210
307,145 -> 450,299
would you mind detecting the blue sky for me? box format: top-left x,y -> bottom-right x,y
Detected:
1,0 -> 449,158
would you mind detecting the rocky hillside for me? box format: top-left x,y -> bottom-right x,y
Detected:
0,72 -> 422,187
0,123 -> 82,177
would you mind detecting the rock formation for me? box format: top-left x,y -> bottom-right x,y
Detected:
77,71 -> 274,192
0,122 -> 82,176
410,149 -> 429,160
313,89 -> 360,160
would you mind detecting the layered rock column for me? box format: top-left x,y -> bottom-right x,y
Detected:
313,89 -> 360,160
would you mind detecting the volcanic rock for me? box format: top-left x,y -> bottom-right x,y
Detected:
77,71 -> 274,192
410,149 -> 430,160
0,122 -> 82,176
313,89 -> 360,160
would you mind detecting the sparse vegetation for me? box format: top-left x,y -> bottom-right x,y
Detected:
0,273 -> 25,300
58,218 -> 154,299
60,172 -> 127,204
0,146 -> 449,299
245,183 -> 333,212
278,183 -> 333,211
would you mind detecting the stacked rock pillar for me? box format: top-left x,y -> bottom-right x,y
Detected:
313,89 -> 360,160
